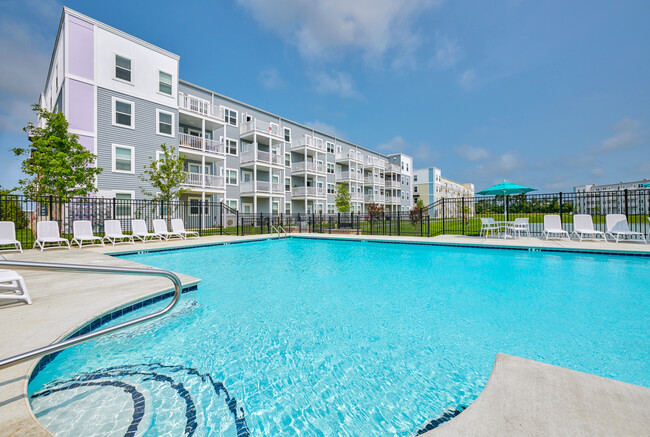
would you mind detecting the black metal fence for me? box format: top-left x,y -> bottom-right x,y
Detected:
1,189 -> 648,248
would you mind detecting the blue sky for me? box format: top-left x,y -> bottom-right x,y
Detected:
1,0 -> 649,192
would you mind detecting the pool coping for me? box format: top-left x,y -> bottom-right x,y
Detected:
1,233 -> 649,436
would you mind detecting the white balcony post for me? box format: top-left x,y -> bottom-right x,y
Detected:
201,118 -> 206,152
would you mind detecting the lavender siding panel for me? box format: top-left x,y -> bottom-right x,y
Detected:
68,79 -> 94,132
77,135 -> 94,154
67,15 -> 94,80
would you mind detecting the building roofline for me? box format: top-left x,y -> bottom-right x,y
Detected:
179,78 -> 409,160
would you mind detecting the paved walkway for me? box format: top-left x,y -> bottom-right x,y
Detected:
0,234 -> 648,436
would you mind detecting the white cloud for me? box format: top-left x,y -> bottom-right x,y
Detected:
431,34 -> 462,69
598,118 -> 645,152
236,0 -> 440,65
303,120 -> 345,139
494,152 -> 522,174
314,71 -> 360,98
259,68 -> 286,90
458,69 -> 477,90
455,145 -> 488,161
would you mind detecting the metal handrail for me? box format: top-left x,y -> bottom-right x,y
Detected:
270,225 -> 288,238
0,260 -> 183,370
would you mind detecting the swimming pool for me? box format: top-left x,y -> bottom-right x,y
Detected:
28,238 -> 650,436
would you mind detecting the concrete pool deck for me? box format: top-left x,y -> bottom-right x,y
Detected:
0,233 -> 648,436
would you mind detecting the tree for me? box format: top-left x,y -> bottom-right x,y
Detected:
0,185 -> 28,229
12,104 -> 102,200
366,202 -> 383,221
335,183 -> 351,212
410,201 -> 423,225
139,143 -> 187,202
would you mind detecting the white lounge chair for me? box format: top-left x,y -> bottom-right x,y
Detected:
132,219 -> 163,243
71,220 -> 105,248
605,214 -> 646,243
479,217 -> 500,238
541,215 -> 569,240
171,219 -> 199,239
33,221 -> 71,251
0,270 -> 31,305
571,214 -> 606,242
506,218 -> 530,238
103,220 -> 135,246
0,221 -> 22,253
153,219 -> 183,241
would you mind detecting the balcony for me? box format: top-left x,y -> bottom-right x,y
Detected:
292,186 -> 326,198
335,150 -> 363,163
241,149 -> 284,166
386,196 -> 402,205
179,133 -> 225,157
240,119 -> 282,138
364,194 -> 385,203
178,93 -> 225,122
386,163 -> 401,173
183,173 -> 225,190
335,171 -> 364,182
364,175 -> 385,185
350,192 -> 364,201
292,135 -> 326,153
385,180 -> 401,189
365,157 -> 386,169
292,161 -> 326,174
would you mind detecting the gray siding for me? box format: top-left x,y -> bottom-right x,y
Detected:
96,87 -> 178,197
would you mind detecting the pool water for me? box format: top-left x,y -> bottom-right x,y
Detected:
28,239 -> 650,436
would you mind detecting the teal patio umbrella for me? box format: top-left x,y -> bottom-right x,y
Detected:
642,182 -> 650,187
476,181 -> 536,220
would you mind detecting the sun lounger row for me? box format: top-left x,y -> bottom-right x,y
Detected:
0,219 -> 200,252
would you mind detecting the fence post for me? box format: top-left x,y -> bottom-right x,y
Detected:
112,197 -> 116,220
397,210 -> 401,236
427,215 -> 430,237
559,192 -> 563,225
260,213 -> 264,234
624,189 -> 629,216
389,213 -> 392,236
337,212 -> 340,229
329,216 -> 332,234
356,214 -> 360,235
220,201 -> 223,235
320,213 -> 323,233
298,214 -> 302,233
49,195 -> 53,220
442,198 -> 446,235
236,211 -> 239,236
241,216 -> 244,236
199,201 -> 203,237
462,197 -> 465,235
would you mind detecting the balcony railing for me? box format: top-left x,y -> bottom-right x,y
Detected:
240,149 -> 284,166
240,119 -> 282,138
292,135 -> 326,152
179,133 -> 225,156
350,192 -> 364,201
292,186 -> 326,197
366,157 -> 386,169
364,194 -> 386,203
386,163 -> 401,173
292,161 -> 326,174
364,176 -> 385,185
335,150 -> 363,163
335,171 -> 364,182
178,93 -> 225,121
386,196 -> 402,205
183,173 -> 225,190
385,180 -> 401,189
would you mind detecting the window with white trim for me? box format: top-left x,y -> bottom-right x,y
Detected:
284,127 -> 291,143
159,71 -> 172,95
272,202 -> 279,214
225,199 -> 238,210
327,163 -> 335,174
226,169 -> 238,185
156,110 -> 173,136
115,193 -> 132,217
113,99 -> 134,128
326,142 -> 335,153
112,145 -> 134,174
285,177 -> 291,191
223,107 -> 237,126
285,153 -> 291,167
225,139 -> 237,155
327,183 -> 335,194
328,204 -> 335,214
285,202 -> 291,214
115,55 -> 132,82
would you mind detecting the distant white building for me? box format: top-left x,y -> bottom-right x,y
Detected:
574,179 -> 649,214
412,167 -> 474,206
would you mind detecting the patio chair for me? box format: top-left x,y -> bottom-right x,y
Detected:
153,219 -> 183,241
605,214 -> 646,243
103,220 -> 135,246
71,220 -> 105,249
541,215 -> 569,240
0,270 -> 31,305
132,219 -> 163,243
171,219 -> 199,239
0,221 -> 22,253
479,217 -> 500,238
33,221 -> 71,251
506,218 -> 531,238
571,214 -> 606,242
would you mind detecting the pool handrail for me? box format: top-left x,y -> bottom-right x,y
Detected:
0,260 -> 183,370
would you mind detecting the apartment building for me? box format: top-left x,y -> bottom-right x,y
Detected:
412,167 -> 474,206
574,179 -> 649,214
40,8 -> 413,216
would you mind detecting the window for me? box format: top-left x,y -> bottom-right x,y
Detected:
327,183 -> 335,194
285,177 -> 291,191
115,55 -> 132,82
112,145 -> 134,174
285,202 -> 291,214
285,153 -> 291,167
113,98 -> 134,128
226,169 -> 238,185
414,175 -> 418,182
115,193 -> 132,217
225,139 -> 237,155
336,145 -> 342,155
272,202 -> 279,214
226,199 -> 238,210
326,142 -> 335,153
284,127 -> 291,143
328,205 -> 335,214
327,163 -> 335,174
159,71 -> 172,95
156,110 -> 173,136
414,186 -> 418,193
223,107 -> 237,126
